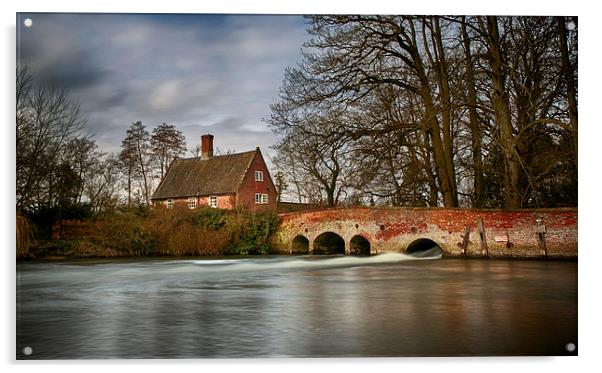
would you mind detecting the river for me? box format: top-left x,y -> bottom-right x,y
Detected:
16,252 -> 577,359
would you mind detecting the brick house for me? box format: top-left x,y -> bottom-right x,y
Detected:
151,134 -> 277,211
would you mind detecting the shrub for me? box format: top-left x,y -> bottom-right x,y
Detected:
188,207 -> 230,230
19,206 -> 280,259
95,210 -> 157,256
230,212 -> 279,255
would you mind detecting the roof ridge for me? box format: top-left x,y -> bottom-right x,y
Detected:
181,149 -> 257,161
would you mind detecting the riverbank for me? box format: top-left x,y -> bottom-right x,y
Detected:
17,206 -> 578,261
17,207 -> 279,260
17,248 -> 576,262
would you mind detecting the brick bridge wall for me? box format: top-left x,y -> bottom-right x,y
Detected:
269,207 -> 578,259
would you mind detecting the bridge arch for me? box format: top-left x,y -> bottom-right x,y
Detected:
405,238 -> 443,257
350,235 -> 371,256
313,232 -> 345,255
291,235 -> 310,254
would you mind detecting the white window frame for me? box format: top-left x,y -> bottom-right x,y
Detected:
166,199 -> 174,209
209,195 -> 218,208
255,170 -> 264,181
187,197 -> 197,209
255,193 -> 268,204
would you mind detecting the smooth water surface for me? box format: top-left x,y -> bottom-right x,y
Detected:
16,253 -> 577,358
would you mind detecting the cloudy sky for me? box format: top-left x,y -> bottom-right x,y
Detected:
16,13 -> 309,159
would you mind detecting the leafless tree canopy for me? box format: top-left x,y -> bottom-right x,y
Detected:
268,16 -> 577,209
17,66 -> 188,228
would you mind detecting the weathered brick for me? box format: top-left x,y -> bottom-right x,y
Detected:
271,207 -> 577,259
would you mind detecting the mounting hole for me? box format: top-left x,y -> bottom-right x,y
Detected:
566,342 -> 576,352
24,18 -> 33,27
355,224 -> 359,229
379,225 -> 385,231
567,21 -> 576,31
23,346 -> 33,355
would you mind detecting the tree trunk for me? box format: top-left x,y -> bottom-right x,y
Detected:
432,17 -> 458,206
127,165 -> 132,208
421,132 -> 440,207
137,141 -> 149,204
486,16 -> 521,209
406,20 -> 457,207
461,17 -> 484,208
557,16 -> 578,170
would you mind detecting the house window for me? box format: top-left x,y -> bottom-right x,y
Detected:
209,196 -> 218,208
255,171 -> 263,181
188,197 -> 197,209
255,193 -> 268,204
166,199 -> 174,209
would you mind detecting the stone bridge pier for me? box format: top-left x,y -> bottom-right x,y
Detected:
269,207 -> 578,259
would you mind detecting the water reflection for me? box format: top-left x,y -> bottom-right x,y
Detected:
16,255 -> 577,358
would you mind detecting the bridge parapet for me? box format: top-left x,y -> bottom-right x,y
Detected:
270,207 -> 578,259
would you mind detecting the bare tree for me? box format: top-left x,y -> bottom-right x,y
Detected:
16,65 -> 86,211
83,153 -> 123,213
151,123 -> 186,179
120,121 -> 153,205
269,15 -> 577,209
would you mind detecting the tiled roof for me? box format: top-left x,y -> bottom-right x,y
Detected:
151,150 -> 256,199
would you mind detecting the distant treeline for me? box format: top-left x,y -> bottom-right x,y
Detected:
269,16 -> 577,209
16,65 -> 192,241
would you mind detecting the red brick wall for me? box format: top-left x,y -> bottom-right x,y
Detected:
272,207 -> 578,258
154,194 -> 236,209
236,149 -> 277,212
197,195 -> 236,209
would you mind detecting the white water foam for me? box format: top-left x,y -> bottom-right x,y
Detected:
188,250 -> 441,273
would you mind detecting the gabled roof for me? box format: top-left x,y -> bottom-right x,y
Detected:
151,149 -> 257,200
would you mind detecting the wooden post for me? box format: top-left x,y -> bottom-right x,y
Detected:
535,219 -> 548,259
461,225 -> 471,256
477,217 -> 489,258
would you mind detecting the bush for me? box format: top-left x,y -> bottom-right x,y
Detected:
20,206 -> 280,259
230,212 -> 279,255
188,207 -> 230,230
96,210 -> 157,256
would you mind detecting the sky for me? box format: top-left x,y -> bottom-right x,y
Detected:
16,13 -> 309,160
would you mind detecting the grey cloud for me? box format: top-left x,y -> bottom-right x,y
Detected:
37,49 -> 107,90
17,13 -> 309,157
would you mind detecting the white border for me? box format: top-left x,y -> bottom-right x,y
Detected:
3,1 -> 599,373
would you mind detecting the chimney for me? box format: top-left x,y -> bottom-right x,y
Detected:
201,134 -> 214,159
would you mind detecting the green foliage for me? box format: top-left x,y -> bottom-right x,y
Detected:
231,212 -> 279,256
188,207 -> 230,230
98,210 -> 157,256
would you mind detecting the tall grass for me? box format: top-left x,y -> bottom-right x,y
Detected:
16,212 -> 35,258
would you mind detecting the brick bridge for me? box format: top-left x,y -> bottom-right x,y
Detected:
269,207 -> 578,259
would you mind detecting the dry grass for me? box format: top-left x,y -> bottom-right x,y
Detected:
20,206 -> 277,259
16,212 -> 36,258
